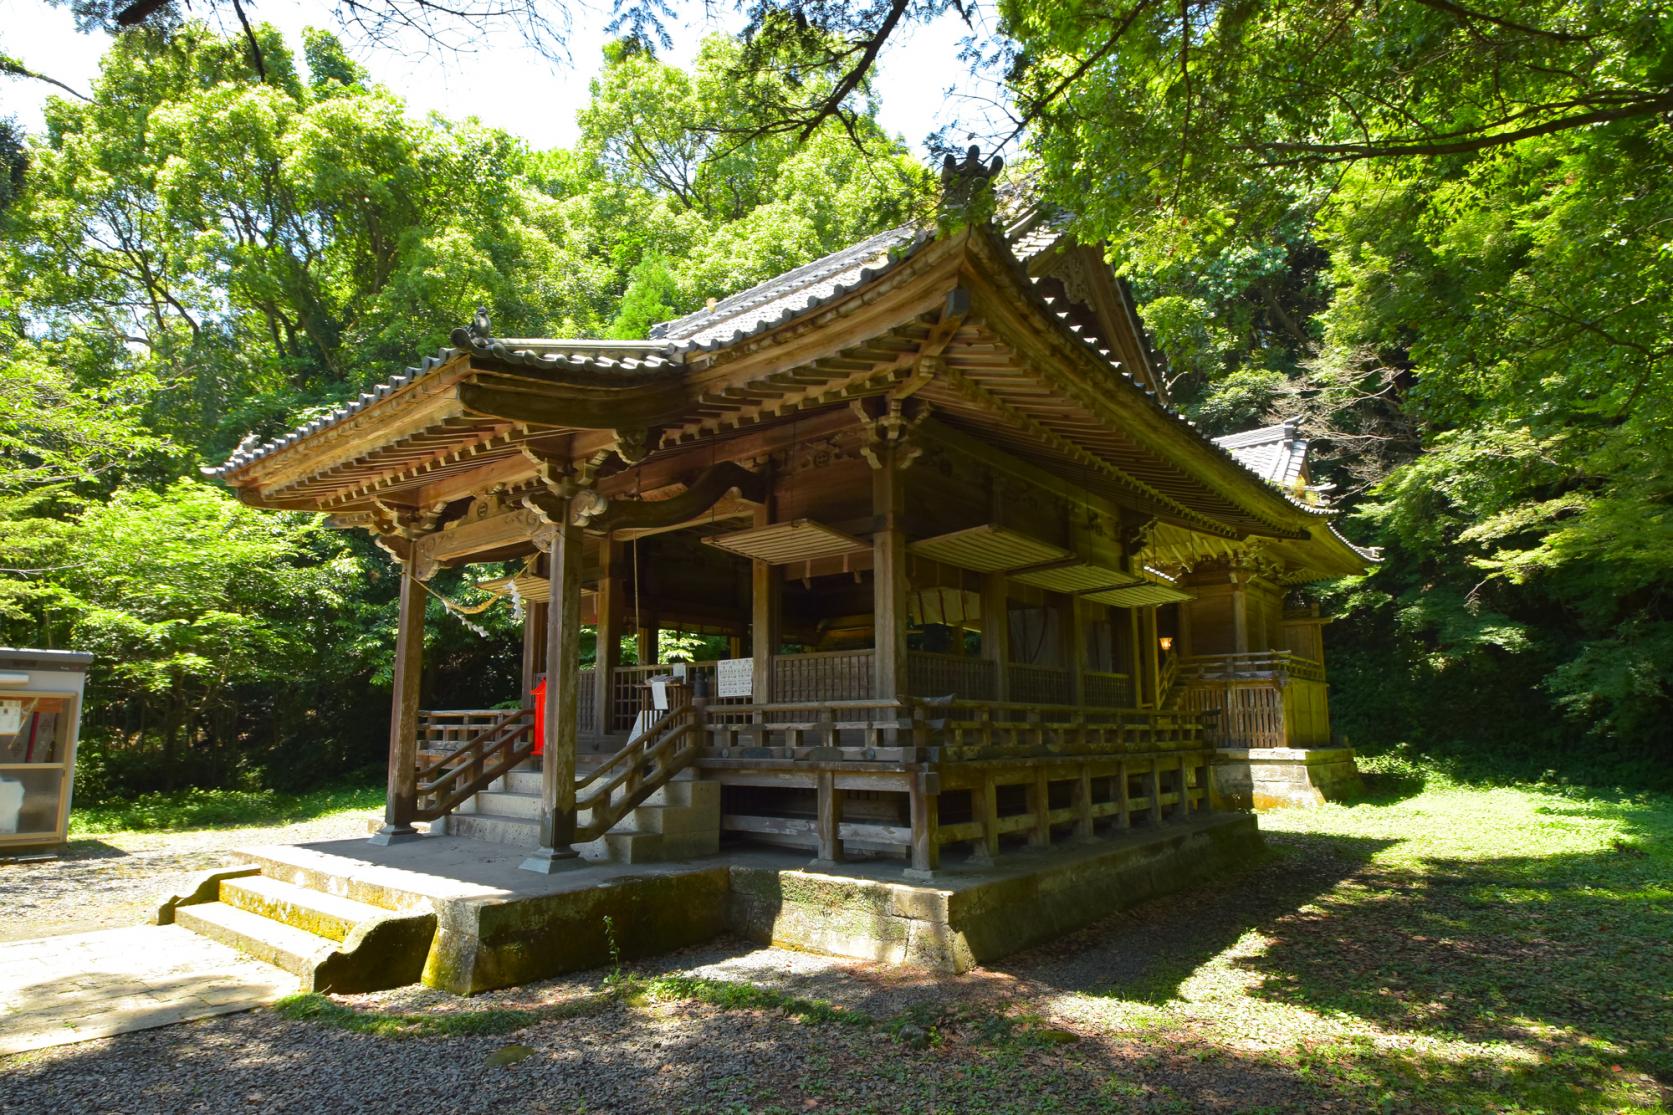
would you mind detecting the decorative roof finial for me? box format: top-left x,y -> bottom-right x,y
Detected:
450,306 -> 494,349
937,145 -> 1004,235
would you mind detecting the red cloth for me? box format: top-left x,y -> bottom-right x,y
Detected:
531,677 -> 546,756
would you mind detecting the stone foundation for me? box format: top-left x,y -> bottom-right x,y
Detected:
1211,747 -> 1363,810
231,814 -> 1265,995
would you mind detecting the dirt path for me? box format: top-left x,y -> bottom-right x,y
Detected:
0,810 -> 380,942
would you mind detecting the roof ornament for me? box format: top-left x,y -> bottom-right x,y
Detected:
937,145 -> 1004,236
450,305 -> 493,349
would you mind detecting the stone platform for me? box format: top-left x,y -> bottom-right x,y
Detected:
1212,746 -> 1364,810
213,812 -> 1263,995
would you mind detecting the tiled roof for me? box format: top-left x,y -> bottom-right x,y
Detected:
650,203 -> 1065,349
1213,420 -> 1310,490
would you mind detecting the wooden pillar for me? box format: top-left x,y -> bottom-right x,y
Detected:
635,624 -> 658,667
520,601 -> 541,708
813,770 -> 843,867
522,513 -> 583,873
1230,572 -> 1250,654
1115,759 -> 1132,830
1146,760 -> 1163,827
371,557 -> 426,845
971,773 -> 999,865
594,538 -> 624,740
871,444 -> 909,702
1029,769 -> 1052,847
750,504 -> 779,706
1140,607 -> 1161,707
981,572 -> 1010,702
905,769 -> 940,879
1073,765 -> 1096,842
1068,595 -> 1088,708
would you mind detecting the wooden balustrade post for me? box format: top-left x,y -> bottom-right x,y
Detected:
371,555 -> 427,845
813,770 -> 843,867
522,507 -> 583,874
1115,759 -> 1132,830
1146,760 -> 1163,827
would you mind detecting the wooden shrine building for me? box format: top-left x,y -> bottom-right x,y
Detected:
210,153 -> 1374,880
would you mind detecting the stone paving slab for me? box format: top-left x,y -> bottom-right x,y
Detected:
0,925 -> 295,1056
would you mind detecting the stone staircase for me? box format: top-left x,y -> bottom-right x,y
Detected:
445,765 -> 721,864
163,866 -> 435,993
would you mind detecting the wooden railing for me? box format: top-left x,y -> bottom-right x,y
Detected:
1007,662 -> 1073,705
574,695 -> 702,841
414,707 -> 534,822
1175,652 -> 1330,748
417,709 -> 509,755
924,698 -> 1203,761
773,649 -> 874,702
1083,670 -> 1134,710
908,651 -> 996,699
704,699 -> 918,762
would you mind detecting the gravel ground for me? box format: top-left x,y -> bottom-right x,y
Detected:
0,832 -> 1370,1115
3,794 -> 1665,1114
0,810 -> 379,942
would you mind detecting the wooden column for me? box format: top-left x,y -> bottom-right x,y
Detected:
594,538 -> 624,739
813,770 -> 843,867
905,769 -> 940,879
981,572 -> 1010,702
520,552 -> 548,708
1128,607 -> 1146,707
971,773 -> 999,865
1073,765 -> 1096,842
371,557 -> 426,845
1067,595 -> 1088,708
1029,769 -> 1052,847
635,624 -> 657,667
871,444 -> 909,702
1230,572 -> 1250,654
750,504 -> 779,706
522,512 -> 583,873
1140,607 -> 1161,707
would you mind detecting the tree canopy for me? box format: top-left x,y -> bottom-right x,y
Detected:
3,3 -> 1668,797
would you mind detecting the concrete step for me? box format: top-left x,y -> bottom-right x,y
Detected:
445,812 -> 540,847
176,901 -> 335,986
238,847 -> 430,913
464,789 -> 542,820
614,802 -> 717,837
219,875 -> 387,943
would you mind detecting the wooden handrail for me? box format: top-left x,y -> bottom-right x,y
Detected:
573,696 -> 702,842
414,708 -> 535,823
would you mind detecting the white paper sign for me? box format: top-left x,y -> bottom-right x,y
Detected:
716,658 -> 753,699
0,701 -> 22,736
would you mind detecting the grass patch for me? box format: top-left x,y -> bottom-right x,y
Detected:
70,780 -> 382,836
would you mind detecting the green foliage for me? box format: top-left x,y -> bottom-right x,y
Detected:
0,23 -> 924,806
69,779 -> 381,834
1009,0 -> 1673,764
